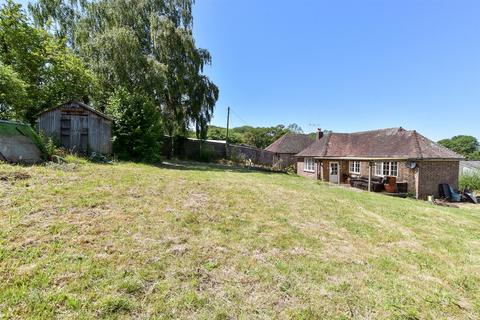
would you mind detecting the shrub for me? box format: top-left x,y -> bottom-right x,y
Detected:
106,88 -> 164,162
286,164 -> 296,174
459,172 -> 480,191
36,131 -> 61,160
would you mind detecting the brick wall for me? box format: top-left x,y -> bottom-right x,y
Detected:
296,158 -> 459,199
299,159 -> 418,194
296,157 -> 319,179
318,160 -> 349,183
416,161 -> 459,199
355,160 -> 416,194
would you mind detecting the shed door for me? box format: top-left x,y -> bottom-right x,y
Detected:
61,115 -> 88,153
60,117 -> 71,148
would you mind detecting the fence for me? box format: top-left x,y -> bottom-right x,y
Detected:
227,144 -> 274,167
163,136 -> 281,169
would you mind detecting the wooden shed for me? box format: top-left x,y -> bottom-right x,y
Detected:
37,101 -> 112,154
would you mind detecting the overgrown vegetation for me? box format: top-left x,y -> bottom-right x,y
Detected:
0,0 -> 218,160
460,172 -> 480,191
1,160 -> 479,318
0,1 -> 95,123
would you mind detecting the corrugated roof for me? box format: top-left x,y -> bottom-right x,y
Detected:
265,133 -> 314,154
296,127 -> 463,160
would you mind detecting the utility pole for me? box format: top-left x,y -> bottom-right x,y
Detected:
226,106 -> 230,145
225,106 -> 230,159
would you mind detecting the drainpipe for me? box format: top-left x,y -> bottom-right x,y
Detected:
320,161 -> 323,181
368,161 -> 373,192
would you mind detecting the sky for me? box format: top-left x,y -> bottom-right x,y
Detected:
192,0 -> 480,140
6,0 -> 480,140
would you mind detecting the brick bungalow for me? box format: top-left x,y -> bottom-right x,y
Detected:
265,133 -> 314,169
295,128 -> 463,199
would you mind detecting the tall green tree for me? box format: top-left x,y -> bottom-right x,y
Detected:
438,135 -> 480,159
30,0 -> 219,146
0,0 -> 95,123
0,63 -> 28,119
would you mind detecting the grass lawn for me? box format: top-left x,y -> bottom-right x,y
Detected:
1,159 -> 479,319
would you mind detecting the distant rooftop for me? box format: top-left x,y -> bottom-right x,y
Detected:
265,133 -> 314,154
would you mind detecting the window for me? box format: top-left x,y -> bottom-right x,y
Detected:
349,161 -> 360,174
374,162 -> 398,177
304,158 -> 315,172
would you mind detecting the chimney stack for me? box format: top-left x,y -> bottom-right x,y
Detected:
316,128 -> 324,140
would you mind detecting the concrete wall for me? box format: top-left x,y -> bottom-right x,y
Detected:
0,135 -> 42,164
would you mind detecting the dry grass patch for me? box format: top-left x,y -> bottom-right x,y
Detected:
0,160 -> 479,319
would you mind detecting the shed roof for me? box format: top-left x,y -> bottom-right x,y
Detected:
296,127 -> 463,160
265,133 -> 314,154
37,101 -> 113,121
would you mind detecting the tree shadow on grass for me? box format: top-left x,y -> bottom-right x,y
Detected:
157,160 -> 285,175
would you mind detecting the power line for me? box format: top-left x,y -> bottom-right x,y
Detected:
229,108 -> 249,127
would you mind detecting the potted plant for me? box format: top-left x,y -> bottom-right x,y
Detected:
384,176 -> 397,193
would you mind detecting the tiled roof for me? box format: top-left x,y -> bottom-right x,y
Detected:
296,127 -> 463,160
265,133 -> 314,154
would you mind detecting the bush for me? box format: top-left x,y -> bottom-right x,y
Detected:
106,88 -> 164,162
286,164 -> 296,174
459,172 -> 480,191
36,131 -> 62,160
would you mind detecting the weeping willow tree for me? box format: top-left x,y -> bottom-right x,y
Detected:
30,0 -> 218,159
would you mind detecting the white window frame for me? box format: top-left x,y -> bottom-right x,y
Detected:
374,161 -> 398,177
304,157 -> 315,172
349,161 -> 361,174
